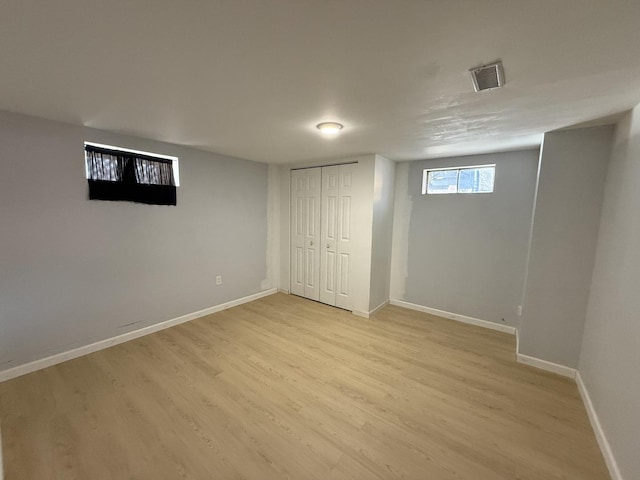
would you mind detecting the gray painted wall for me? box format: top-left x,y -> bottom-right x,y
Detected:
0,111 -> 268,370
401,150 -> 539,327
519,126 -> 613,368
579,107 -> 640,479
369,155 -> 395,311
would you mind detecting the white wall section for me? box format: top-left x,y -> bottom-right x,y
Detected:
369,155 -> 395,311
519,126 -> 613,368
389,162 -> 411,300
0,110 -> 269,372
338,157 -> 375,315
578,105 -> 640,480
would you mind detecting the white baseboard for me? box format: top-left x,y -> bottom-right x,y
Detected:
576,372 -> 623,480
515,353 -> 577,378
352,310 -> 369,318
0,289 -> 278,383
389,299 -> 517,335
277,288 -> 290,294
369,300 -> 389,316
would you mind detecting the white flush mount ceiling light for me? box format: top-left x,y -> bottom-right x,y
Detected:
470,61 -> 505,92
316,122 -> 344,135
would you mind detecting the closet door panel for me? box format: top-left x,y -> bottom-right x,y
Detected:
290,170 -> 306,297
336,164 -> 354,310
320,166 -> 339,306
304,168 -> 321,301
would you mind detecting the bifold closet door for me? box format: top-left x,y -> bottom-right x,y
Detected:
290,167 -> 321,301
322,164 -> 354,310
320,166 -> 339,305
291,165 -> 353,310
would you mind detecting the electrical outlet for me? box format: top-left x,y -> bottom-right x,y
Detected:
517,305 -> 523,316
215,275 -> 222,286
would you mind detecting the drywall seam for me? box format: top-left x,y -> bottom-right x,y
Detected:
390,299 -> 516,335
0,289 -> 278,383
389,162 -> 412,300
576,372 -> 624,480
515,353 -> 577,378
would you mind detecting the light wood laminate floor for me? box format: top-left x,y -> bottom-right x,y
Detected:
0,293 -> 609,479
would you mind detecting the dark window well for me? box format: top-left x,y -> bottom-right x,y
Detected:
84,143 -> 177,205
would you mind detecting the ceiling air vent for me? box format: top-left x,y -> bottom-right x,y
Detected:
469,61 -> 505,92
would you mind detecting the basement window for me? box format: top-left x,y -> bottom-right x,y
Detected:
84,142 -> 179,205
422,164 -> 495,195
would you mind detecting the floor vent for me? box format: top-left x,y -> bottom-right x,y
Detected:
469,61 -> 505,92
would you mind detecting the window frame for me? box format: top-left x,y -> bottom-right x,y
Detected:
84,142 -> 180,186
84,142 -> 180,206
422,163 -> 496,195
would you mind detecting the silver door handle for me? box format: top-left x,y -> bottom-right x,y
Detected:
326,243 -> 330,248
310,240 -> 313,246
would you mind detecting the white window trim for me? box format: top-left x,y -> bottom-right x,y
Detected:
422,163 -> 495,195
84,142 -> 180,186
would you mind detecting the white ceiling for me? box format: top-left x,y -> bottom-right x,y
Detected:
1,1 -> 639,164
